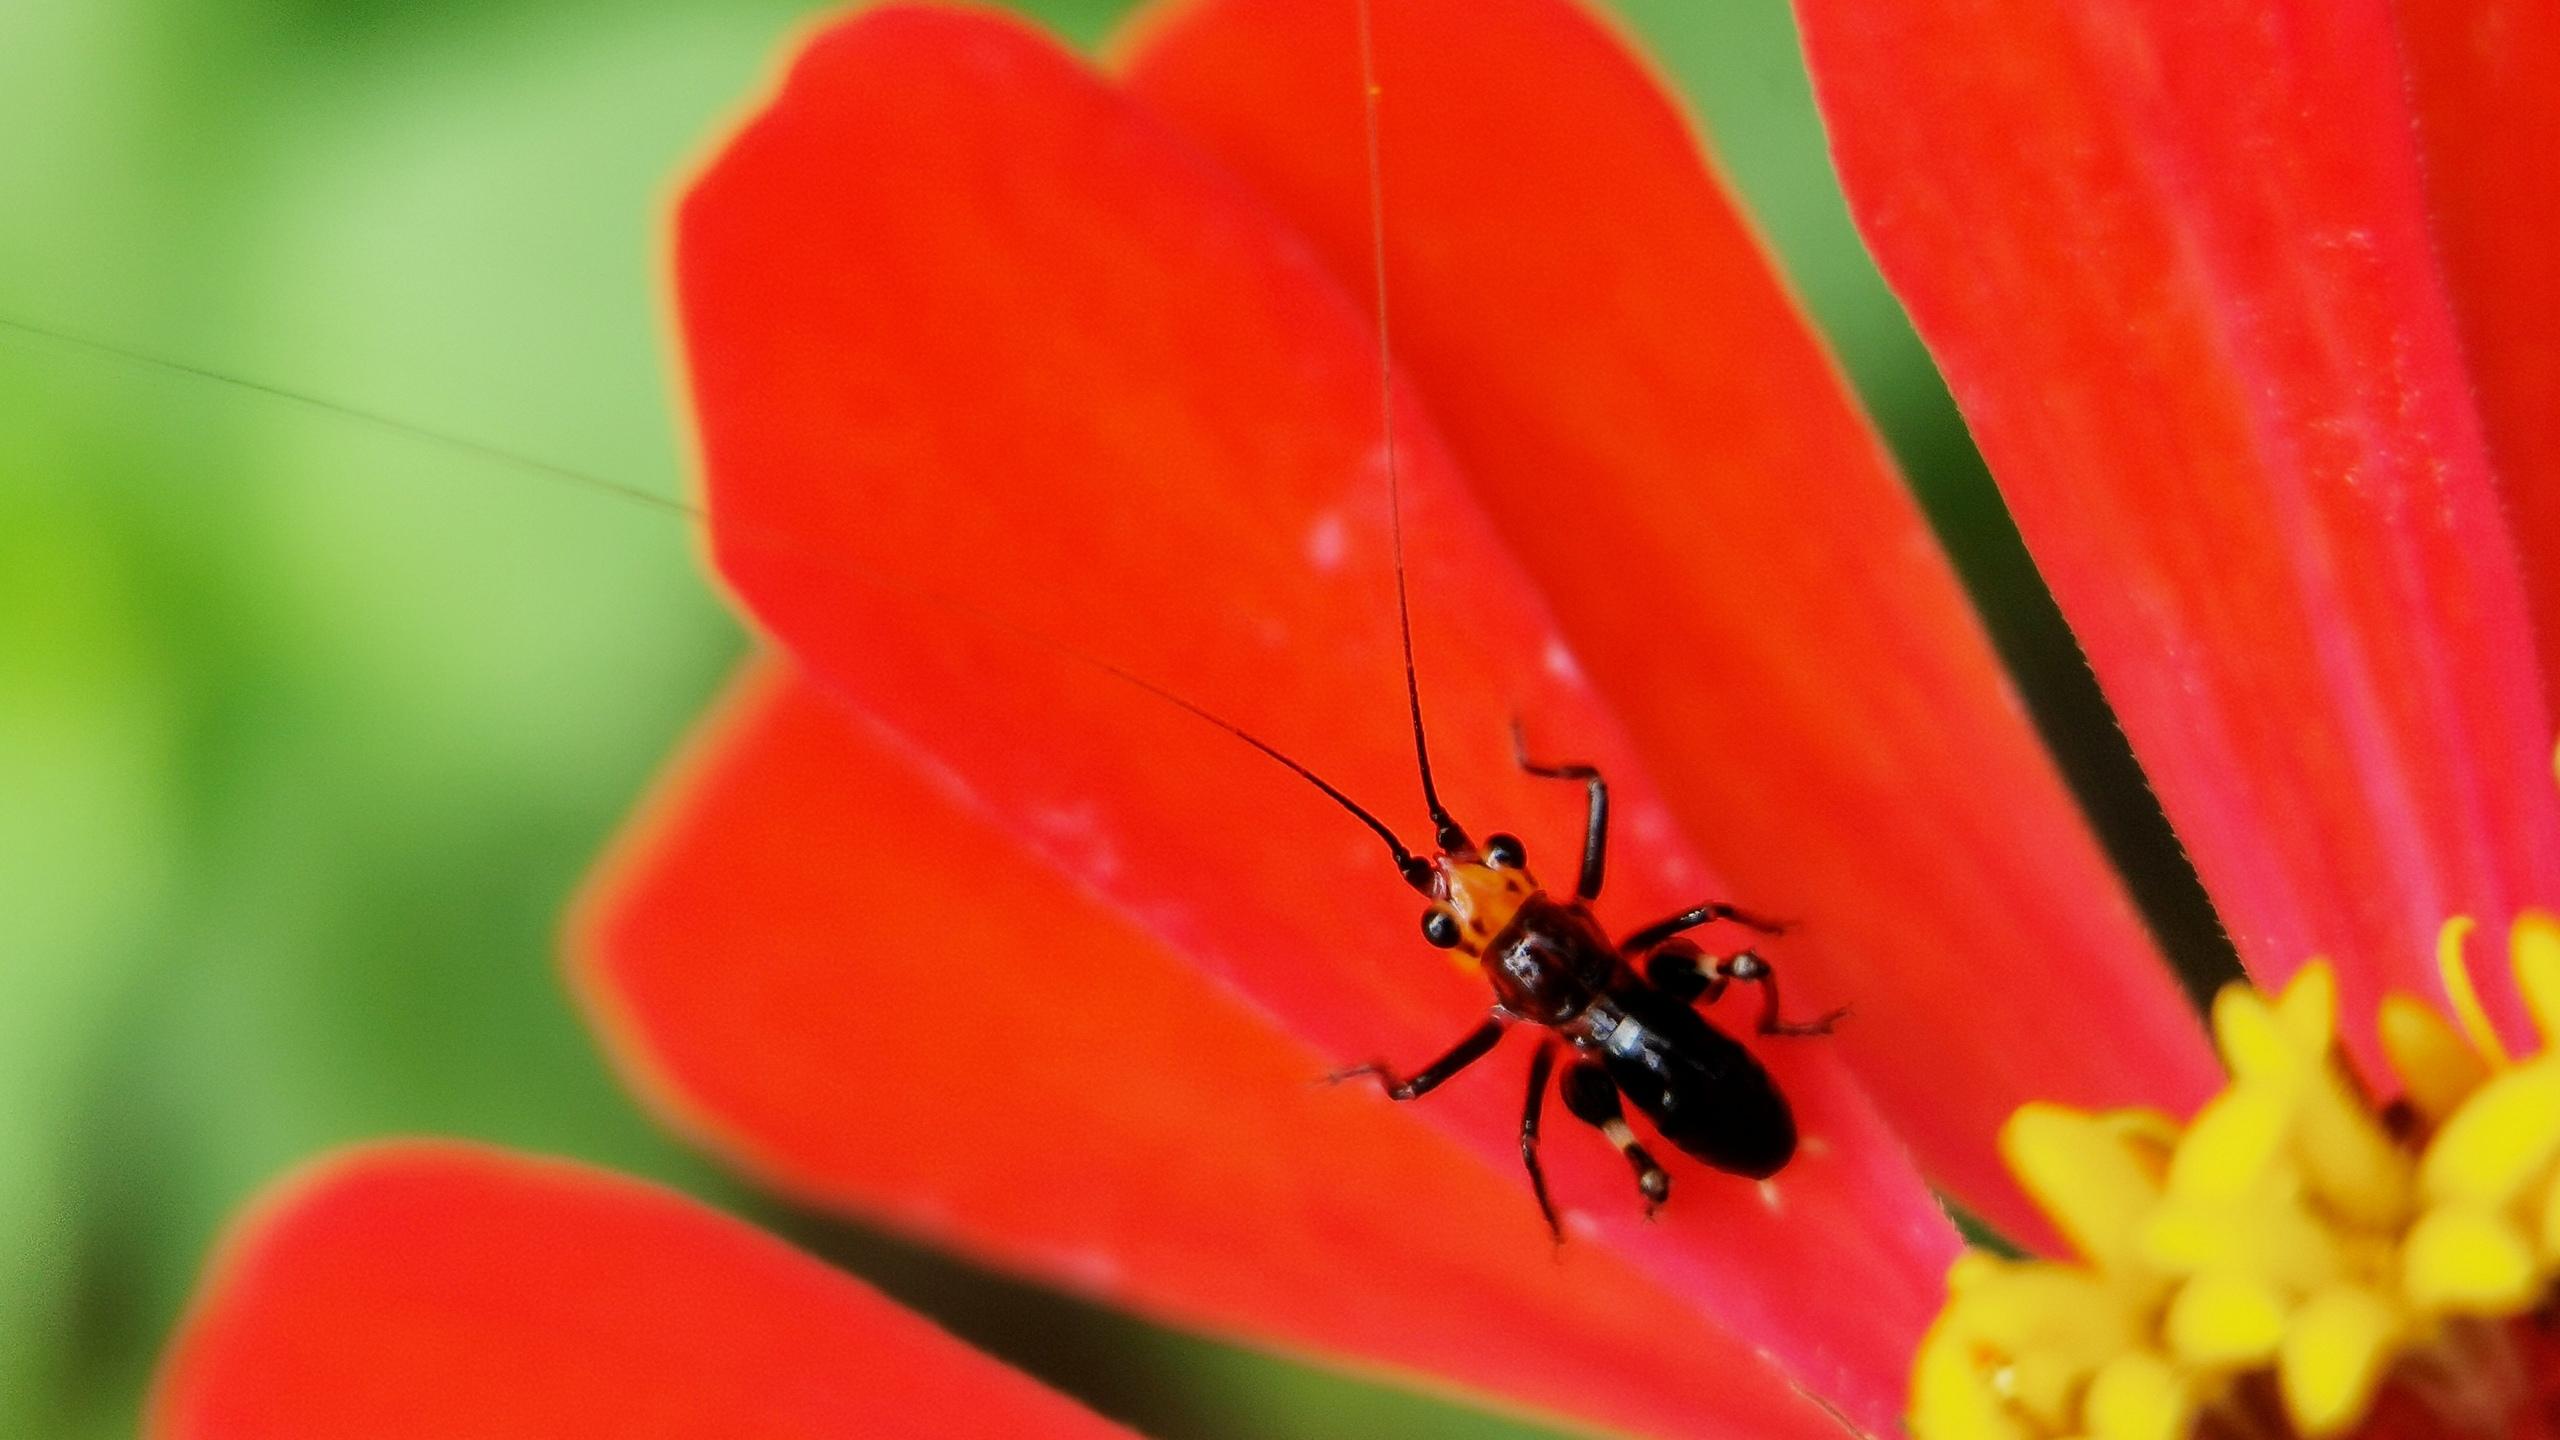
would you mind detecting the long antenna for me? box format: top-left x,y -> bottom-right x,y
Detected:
1089,651 -> 1421,877
1355,0 -> 1465,854
0,312 -> 1426,876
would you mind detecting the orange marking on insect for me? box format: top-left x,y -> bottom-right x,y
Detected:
1434,857 -> 1539,959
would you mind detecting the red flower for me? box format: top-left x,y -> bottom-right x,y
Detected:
150,0 -> 2560,1436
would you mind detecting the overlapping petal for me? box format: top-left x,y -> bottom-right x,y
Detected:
1794,0 -> 2560,1056
1117,0 -> 2217,1246
150,1143 -> 1131,1440
2393,0 -> 2560,698
144,0 -> 2560,1434
578,658 -> 1855,1440
675,6 -> 1952,1427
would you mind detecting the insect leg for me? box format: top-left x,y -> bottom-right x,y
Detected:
1328,1016 -> 1505,1100
1724,951 -> 1851,1037
1650,946 -> 1848,1037
1640,938 -> 1726,1004
1619,900 -> 1789,955
1520,1042 -> 1562,1244
1559,1060 -> 1670,1215
1509,719 -> 1608,900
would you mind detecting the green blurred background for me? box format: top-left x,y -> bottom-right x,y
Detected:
0,1 -> 2226,1435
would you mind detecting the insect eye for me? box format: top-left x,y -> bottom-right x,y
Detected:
1485,832 -> 1527,869
1421,908 -> 1463,948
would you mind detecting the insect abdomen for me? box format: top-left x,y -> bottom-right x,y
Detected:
1598,987 -> 1797,1179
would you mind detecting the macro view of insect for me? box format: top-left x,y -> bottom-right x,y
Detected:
3,0 -> 1853,1261
1093,494 -> 1851,1241
8,0 -> 1948,1432
1323,704 -> 1845,1239
40,0 -> 2534,1431
1296,0 -> 1846,1242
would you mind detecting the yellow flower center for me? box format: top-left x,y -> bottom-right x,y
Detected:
1912,913 -> 2560,1440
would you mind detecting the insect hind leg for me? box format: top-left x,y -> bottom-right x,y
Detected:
1641,938 -> 1725,1004
1559,1060 -> 1669,1216
1645,945 -> 1847,1038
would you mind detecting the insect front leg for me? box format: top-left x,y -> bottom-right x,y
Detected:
1558,1060 -> 1669,1215
1510,719 -> 1608,900
1644,942 -> 1848,1038
1328,1015 -> 1505,1100
1519,1042 -> 1562,1245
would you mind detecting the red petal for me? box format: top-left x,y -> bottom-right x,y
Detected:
150,1142 -> 1130,1440
676,8 -> 1951,1428
578,659 -> 1856,1440
2396,0 -> 2560,707
1116,0 -> 2216,1245
1794,0 -> 2560,1048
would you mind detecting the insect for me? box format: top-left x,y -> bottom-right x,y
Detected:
7,0 -> 1845,1252
1271,0 -> 1846,1244
1016,424 -> 1849,1239
1320,712 -> 1845,1241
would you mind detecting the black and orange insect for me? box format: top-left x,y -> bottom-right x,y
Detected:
1258,0 -> 1848,1244
1323,712 -> 1843,1242
1193,451 -> 1845,1236
7,300 -> 1844,1249
1084,518 -> 1846,1242
1,0 -> 1844,1250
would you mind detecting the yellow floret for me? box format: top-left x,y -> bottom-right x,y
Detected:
2417,1059 -> 2560,1207
2001,1103 -> 2166,1268
2082,1349 -> 2192,1440
2377,995 -> 2488,1125
1910,915 -> 2560,1440
2436,916 -> 2509,1066
2275,1286 -> 2401,1436
2513,912 -> 2560,1043
2400,1205 -> 2537,1313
